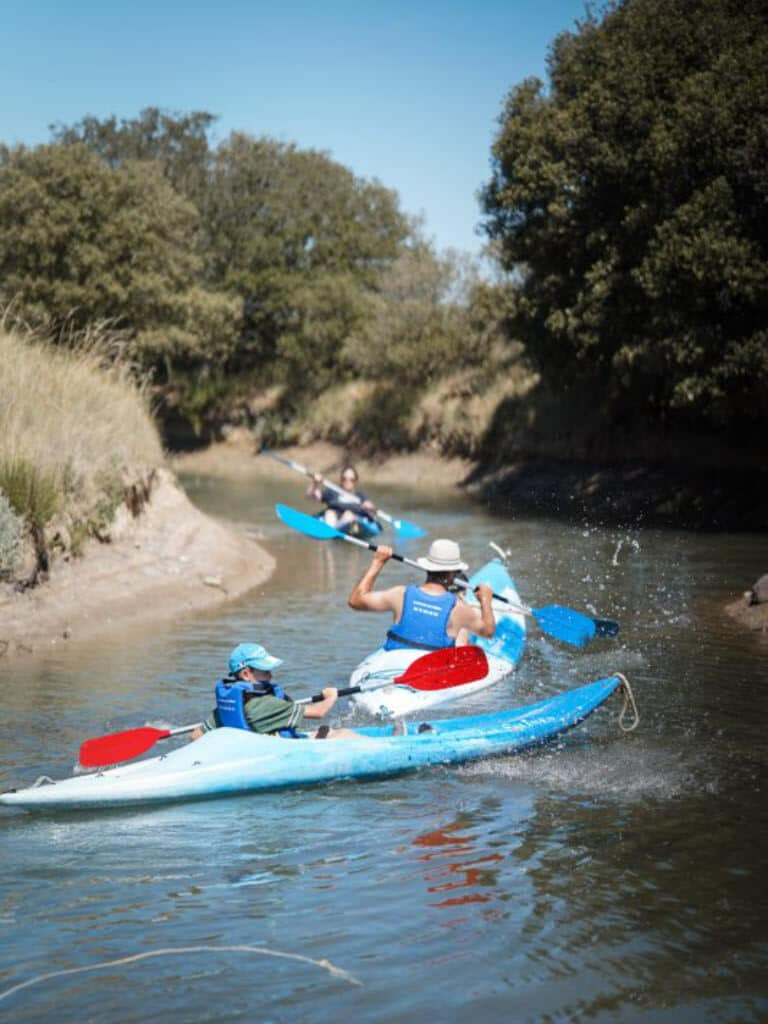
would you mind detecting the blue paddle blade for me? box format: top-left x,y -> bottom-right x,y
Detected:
391,519 -> 427,539
275,503 -> 343,540
533,605 -> 597,647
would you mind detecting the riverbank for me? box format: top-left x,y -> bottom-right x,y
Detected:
174,431 -> 768,532
172,432 -> 473,491
463,458 -> 768,532
0,469 -> 274,658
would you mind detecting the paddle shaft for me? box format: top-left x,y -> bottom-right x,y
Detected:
261,449 -> 371,514
274,503 -> 620,644
78,683 -> 389,766
343,532 -> 619,637
327,528 -> 526,609
261,449 -> 425,534
78,646 -> 488,767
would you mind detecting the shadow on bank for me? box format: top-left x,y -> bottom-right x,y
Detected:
463,385 -> 768,533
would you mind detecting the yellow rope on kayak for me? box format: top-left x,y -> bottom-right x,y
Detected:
614,672 -> 640,732
0,945 -> 363,1004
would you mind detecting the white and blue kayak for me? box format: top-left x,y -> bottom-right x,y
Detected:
349,559 -> 526,718
0,676 -> 626,812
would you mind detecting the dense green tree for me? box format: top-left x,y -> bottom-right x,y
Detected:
204,133 -> 410,391
50,107 -> 217,207
482,0 -> 768,430
0,142 -> 237,378
342,243 -> 475,385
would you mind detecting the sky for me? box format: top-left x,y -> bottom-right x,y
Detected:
2,0 -> 590,258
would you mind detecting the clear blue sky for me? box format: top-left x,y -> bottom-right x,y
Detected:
3,1 -> 589,257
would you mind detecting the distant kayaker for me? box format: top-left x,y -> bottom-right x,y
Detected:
191,642 -> 362,741
306,464 -> 378,531
348,539 -> 496,649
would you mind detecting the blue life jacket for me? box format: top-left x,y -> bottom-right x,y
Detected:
384,585 -> 457,651
322,485 -> 370,515
214,678 -> 299,737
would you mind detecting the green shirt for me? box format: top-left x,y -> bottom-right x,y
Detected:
202,693 -> 306,735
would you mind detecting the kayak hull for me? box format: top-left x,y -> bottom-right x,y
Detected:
314,510 -> 382,539
349,559 -> 526,716
340,514 -> 382,540
0,676 -> 621,812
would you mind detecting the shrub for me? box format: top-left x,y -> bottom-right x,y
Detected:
0,458 -> 61,530
0,489 -> 23,577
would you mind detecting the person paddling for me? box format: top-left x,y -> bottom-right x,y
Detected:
348,539 -> 495,649
306,465 -> 378,531
191,643 -> 361,741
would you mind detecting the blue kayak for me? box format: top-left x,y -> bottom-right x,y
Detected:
315,510 -> 383,540
0,676 -> 625,811
338,512 -> 382,540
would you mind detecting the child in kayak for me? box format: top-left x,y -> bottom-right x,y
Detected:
306,465 -> 379,531
191,643 -> 362,740
348,539 -> 496,649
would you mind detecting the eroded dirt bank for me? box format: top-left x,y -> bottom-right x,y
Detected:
0,469 -> 274,659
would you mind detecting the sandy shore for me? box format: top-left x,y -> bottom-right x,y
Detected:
172,435 -> 473,491
0,468 -> 274,659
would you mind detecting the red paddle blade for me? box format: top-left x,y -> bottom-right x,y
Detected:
394,646 -> 489,691
79,726 -> 172,768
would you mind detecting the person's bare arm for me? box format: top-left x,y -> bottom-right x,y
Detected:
303,687 -> 338,719
306,473 -> 323,502
453,583 -> 495,638
348,547 -> 401,612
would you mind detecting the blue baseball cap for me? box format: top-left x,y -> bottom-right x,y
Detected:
228,642 -> 283,674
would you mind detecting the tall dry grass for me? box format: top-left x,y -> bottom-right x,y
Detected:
0,320 -> 163,541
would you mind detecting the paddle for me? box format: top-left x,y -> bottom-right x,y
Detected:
260,448 -> 427,539
275,503 -> 620,647
78,646 -> 489,768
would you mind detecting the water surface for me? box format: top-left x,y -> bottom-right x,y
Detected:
1,473 -> 766,1022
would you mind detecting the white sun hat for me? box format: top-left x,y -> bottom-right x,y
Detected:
416,538 -> 468,573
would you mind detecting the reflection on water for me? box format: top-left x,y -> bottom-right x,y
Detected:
1,471 -> 767,1022
411,816 -> 505,908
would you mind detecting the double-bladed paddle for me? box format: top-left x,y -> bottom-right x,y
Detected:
78,646 -> 489,768
275,503 -> 620,647
260,448 -> 427,539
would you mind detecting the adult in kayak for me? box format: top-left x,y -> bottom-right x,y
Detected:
191,643 -> 362,741
306,465 -> 379,531
348,539 -> 496,650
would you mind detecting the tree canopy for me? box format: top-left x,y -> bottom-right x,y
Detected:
0,112 -> 418,437
481,0 -> 768,431
0,142 -> 204,338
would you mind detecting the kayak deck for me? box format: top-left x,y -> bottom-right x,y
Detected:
349,558 -> 526,717
1,676 -> 623,811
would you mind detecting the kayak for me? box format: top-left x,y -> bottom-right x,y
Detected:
348,559 -> 526,717
0,676 -> 623,812
314,509 -> 383,540
338,512 -> 382,540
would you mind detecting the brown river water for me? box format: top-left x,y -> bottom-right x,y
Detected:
0,471 -> 766,1022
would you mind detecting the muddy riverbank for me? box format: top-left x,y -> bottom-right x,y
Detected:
0,469 -> 274,659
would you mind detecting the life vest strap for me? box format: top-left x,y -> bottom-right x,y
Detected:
385,630 -> 449,652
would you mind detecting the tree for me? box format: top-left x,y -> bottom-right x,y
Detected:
481,0 -> 768,431
50,107 -> 217,207
203,133 -> 410,391
0,142 -> 238,381
342,242 -> 474,385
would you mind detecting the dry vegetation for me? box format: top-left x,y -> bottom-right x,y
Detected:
0,318 -> 164,582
